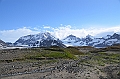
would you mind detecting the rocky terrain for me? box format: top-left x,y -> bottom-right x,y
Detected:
0,46 -> 120,79
0,39 -> 7,49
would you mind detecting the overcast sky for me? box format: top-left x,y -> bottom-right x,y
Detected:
0,0 -> 120,42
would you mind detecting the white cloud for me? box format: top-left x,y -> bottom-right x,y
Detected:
50,25 -> 120,39
0,25 -> 120,43
43,26 -> 51,29
0,27 -> 39,43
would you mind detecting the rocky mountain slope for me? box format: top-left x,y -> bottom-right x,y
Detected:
14,32 -> 65,47
0,39 -> 7,48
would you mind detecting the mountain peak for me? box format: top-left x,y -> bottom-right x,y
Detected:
37,32 -> 51,36
112,33 -> 119,37
14,32 -> 65,48
67,34 -> 76,37
63,34 -> 80,41
86,34 -> 94,39
62,33 -> 120,47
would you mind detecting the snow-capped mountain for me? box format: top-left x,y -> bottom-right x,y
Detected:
14,32 -> 120,48
14,32 -> 65,47
62,33 -> 120,47
0,39 -> 7,48
62,35 -> 81,46
62,34 -> 95,46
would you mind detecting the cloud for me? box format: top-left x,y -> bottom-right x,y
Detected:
43,26 -> 51,29
50,25 -> 120,39
0,27 -> 39,43
0,25 -> 120,43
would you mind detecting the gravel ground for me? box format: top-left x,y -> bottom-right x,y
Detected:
1,58 -> 120,79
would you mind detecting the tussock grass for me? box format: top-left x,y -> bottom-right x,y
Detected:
79,52 -> 120,66
24,47 -> 78,60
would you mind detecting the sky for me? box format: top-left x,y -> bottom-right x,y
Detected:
0,0 -> 120,42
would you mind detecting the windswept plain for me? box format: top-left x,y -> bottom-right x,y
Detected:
0,45 -> 120,79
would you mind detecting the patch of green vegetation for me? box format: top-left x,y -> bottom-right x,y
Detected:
66,47 -> 84,55
44,52 -> 66,58
44,51 -> 76,59
25,54 -> 42,59
24,47 -> 77,60
44,48 -> 64,52
97,60 -> 105,66
98,52 -> 120,64
63,49 -> 78,59
13,58 -> 25,61
41,60 -> 58,64
84,57 -> 105,66
79,52 -> 120,66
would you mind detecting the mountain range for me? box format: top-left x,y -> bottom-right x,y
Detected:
1,32 -> 120,48
62,33 -> 120,47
